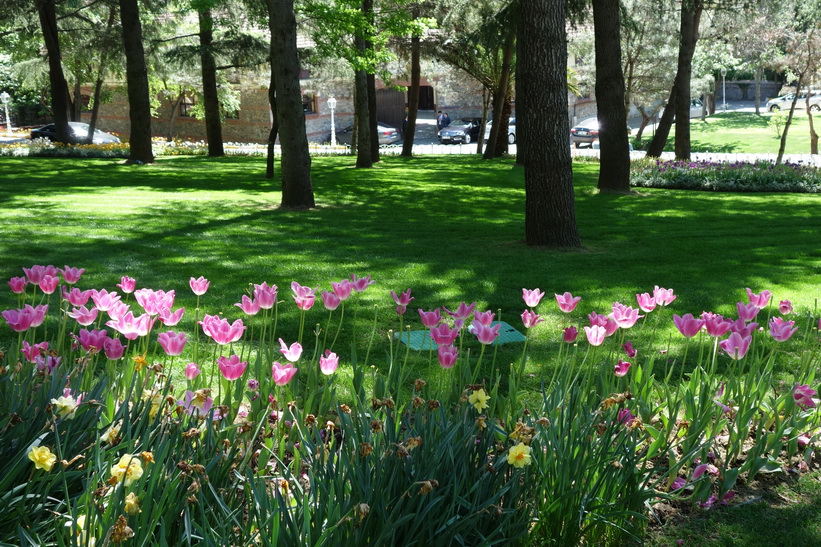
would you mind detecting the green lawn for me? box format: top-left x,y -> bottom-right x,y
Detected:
660,110 -> 819,155
2,154 -> 821,544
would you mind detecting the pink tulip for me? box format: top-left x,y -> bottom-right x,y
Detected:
39,275 -> 59,295
106,311 -> 156,340
614,359 -> 632,377
178,390 -> 213,417
107,301 -> 131,321
471,320 -> 500,345
189,276 -> 210,296
430,323 -> 460,346
623,341 -> 637,358
184,362 -> 201,380
218,354 -> 248,381
652,286 -> 676,307
611,303 -> 642,328
746,288 -> 772,308
159,307 -> 185,326
522,288 -> 545,308
200,314 -> 245,345
702,312 -> 732,337
158,331 -> 188,356
291,282 -> 316,310
23,265 -> 58,285
473,309 -> 495,326
673,313 -> 704,338
618,408 -> 637,426
563,326 -> 578,343
2,305 -> 39,332
521,310 -> 543,329
391,289 -> 414,316
418,308 -> 441,328
589,312 -> 618,336
444,302 -> 477,321
321,290 -> 340,311
635,292 -> 656,313
332,280 -> 353,301
272,361 -> 298,386
253,282 -> 278,309
279,338 -> 303,362
31,304 -> 47,327
798,434 -> 812,449
729,319 -> 758,338
555,292 -> 581,313
117,276 -> 136,294
91,289 -> 121,312
62,287 -> 92,306
319,350 -> 339,375
669,477 -> 687,491
794,384 -> 817,409
350,274 -> 374,292
21,341 -> 49,362
736,302 -> 761,322
779,300 -> 793,315
134,288 -> 175,316
60,266 -> 85,284
769,317 -> 798,342
719,332 -> 752,360
68,305 -> 99,326
437,345 -> 458,368
103,338 -> 126,360
692,463 -> 718,480
8,276 -> 28,294
236,295 -> 262,315
74,328 -> 109,352
35,354 -> 61,374
584,325 -> 607,346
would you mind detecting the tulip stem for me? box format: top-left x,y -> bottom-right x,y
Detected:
330,302 -> 345,351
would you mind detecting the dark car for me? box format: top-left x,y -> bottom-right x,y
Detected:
334,122 -> 401,146
570,117 -> 599,148
30,122 -> 121,144
438,118 -> 482,144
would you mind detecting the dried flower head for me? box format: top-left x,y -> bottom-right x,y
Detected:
427,399 -> 441,411
370,419 -> 383,434
414,378 -> 427,391
418,479 -> 439,495
340,404 -> 351,414
111,515 -> 134,544
412,396 -> 425,409
359,442 -> 374,457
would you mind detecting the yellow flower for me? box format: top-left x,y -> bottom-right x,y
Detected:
468,388 -> 490,412
124,492 -> 141,515
51,394 -> 79,419
28,445 -> 57,471
142,389 -> 163,418
506,442 -> 532,468
110,454 -> 144,486
100,421 -> 122,444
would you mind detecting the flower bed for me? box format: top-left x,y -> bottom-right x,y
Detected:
631,158 -> 821,193
1,266 -> 820,544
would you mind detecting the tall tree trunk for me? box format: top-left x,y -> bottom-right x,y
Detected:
646,84 -> 676,157
118,0 -> 154,163
199,7 -> 224,157
268,0 -> 314,207
87,6 -> 117,143
400,20 -> 420,157
72,79 -> 82,121
494,97 -> 512,156
266,72 -> 279,179
673,0 -> 702,160
353,65 -> 372,168
519,0 -> 581,248
484,29 -> 515,160
367,73 -> 379,162
807,94 -> 818,155
593,0 -> 631,192
776,75 -> 803,165
754,66 -> 761,116
37,0 -> 70,143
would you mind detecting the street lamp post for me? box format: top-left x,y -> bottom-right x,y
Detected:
327,96 -> 337,147
0,91 -> 10,135
721,67 -> 727,113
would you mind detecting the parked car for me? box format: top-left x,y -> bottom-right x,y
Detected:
483,117 -> 517,144
766,91 -> 821,112
438,118 -> 482,144
30,122 -> 121,144
570,117 -> 599,148
658,98 -> 705,120
333,122 -> 401,146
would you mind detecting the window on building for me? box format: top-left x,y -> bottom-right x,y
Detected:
302,92 -> 317,114
180,95 -> 197,118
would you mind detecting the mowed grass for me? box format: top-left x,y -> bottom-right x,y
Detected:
664,110 -> 820,155
3,153 -> 821,544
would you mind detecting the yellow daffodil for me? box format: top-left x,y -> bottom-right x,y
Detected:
468,388 -> 490,412
100,421 -> 122,444
110,454 -> 144,486
506,442 -> 532,468
142,389 -> 163,419
124,492 -> 141,515
28,444 -> 57,471
51,394 -> 79,420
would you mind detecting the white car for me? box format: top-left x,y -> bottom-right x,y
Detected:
483,117 -> 516,144
766,92 -> 821,112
